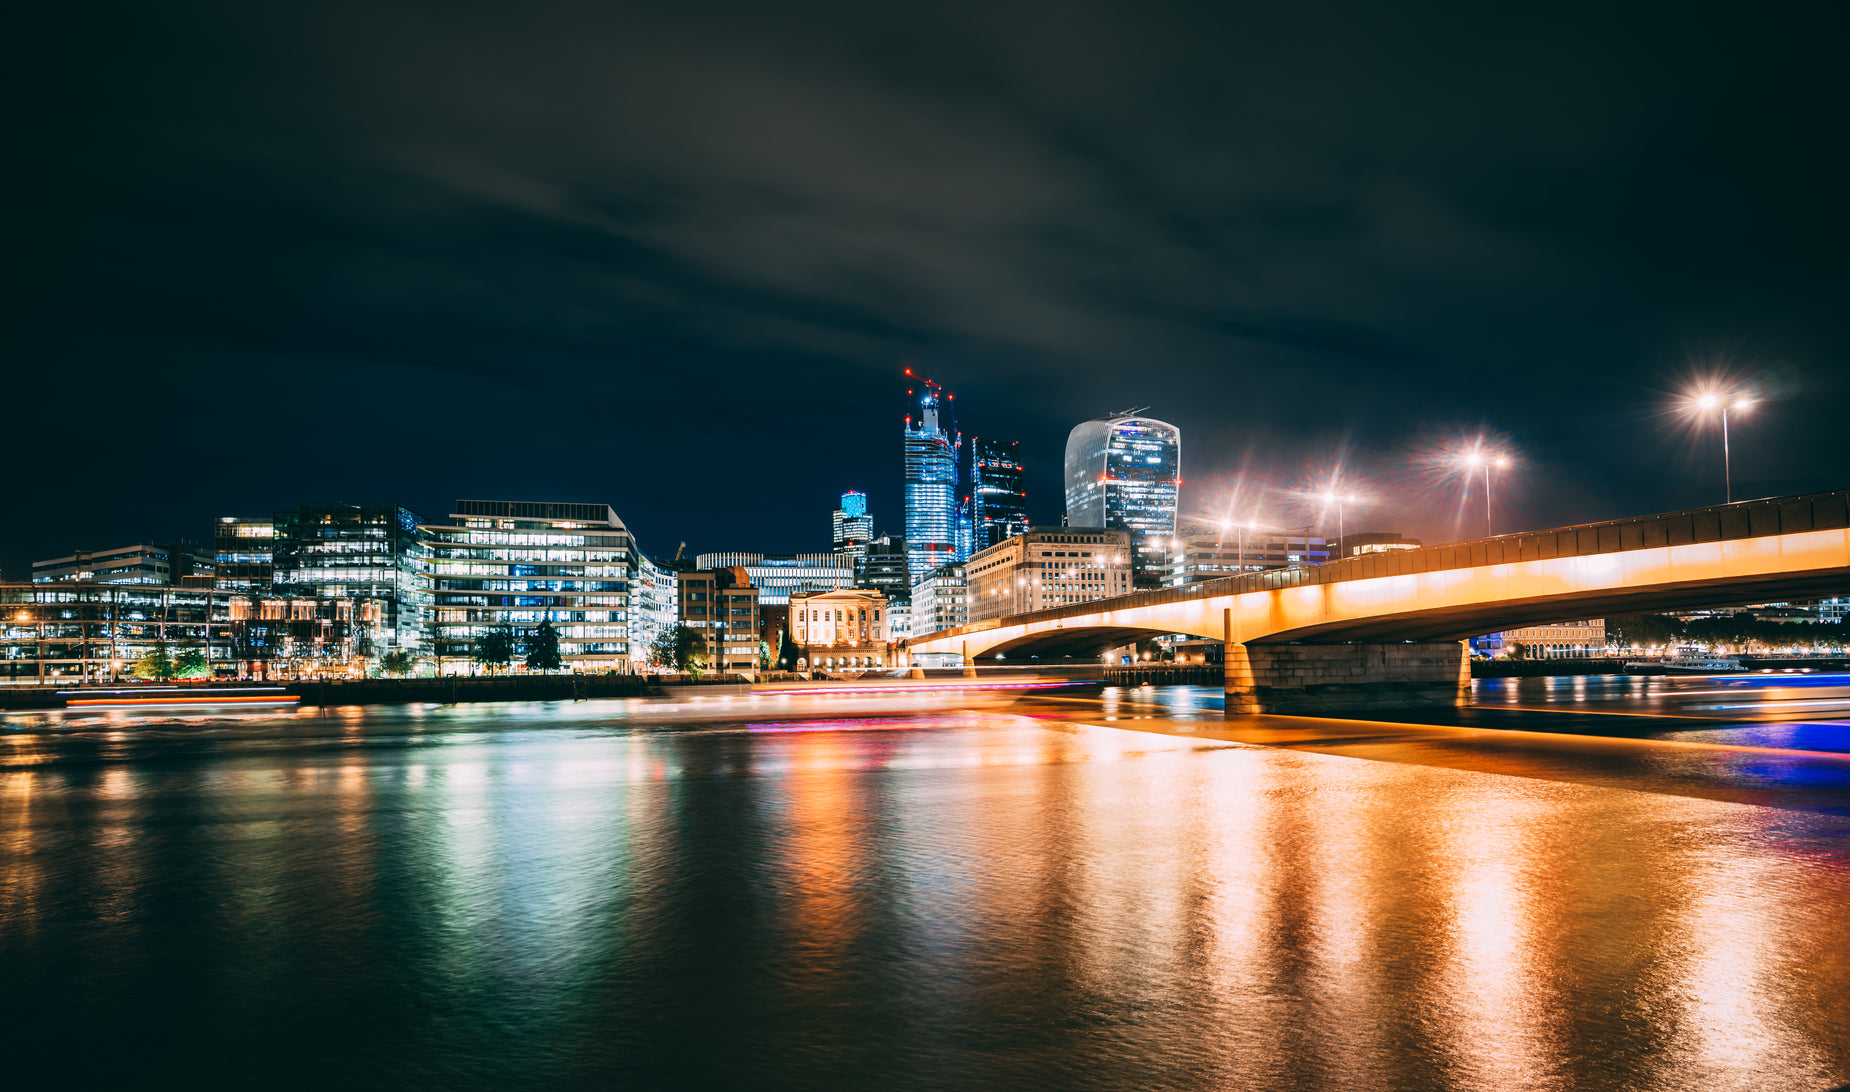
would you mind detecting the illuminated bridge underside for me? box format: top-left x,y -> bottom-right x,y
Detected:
909,491 -> 1850,662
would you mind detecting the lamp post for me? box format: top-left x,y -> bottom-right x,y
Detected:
1688,390 -> 1754,503
1462,451 -> 1513,537
1320,492 -> 1353,558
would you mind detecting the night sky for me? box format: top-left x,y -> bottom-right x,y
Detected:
6,1 -> 1847,577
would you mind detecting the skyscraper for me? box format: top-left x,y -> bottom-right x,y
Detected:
831,491 -> 873,564
1064,413 -> 1181,588
903,375 -> 961,581
970,438 -> 1028,550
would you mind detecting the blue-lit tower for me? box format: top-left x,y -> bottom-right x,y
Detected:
1064,412 -> 1180,589
832,491 -> 873,564
903,373 -> 961,583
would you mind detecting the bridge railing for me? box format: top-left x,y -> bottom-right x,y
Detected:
917,487 -> 1850,644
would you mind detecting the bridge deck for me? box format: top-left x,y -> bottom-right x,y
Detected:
912,488 -> 1850,652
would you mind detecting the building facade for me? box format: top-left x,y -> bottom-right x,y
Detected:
1473,620 -> 1609,658
970,438 -> 1028,551
966,526 -> 1132,623
678,567 -> 762,674
831,491 -> 873,565
214,517 -> 276,591
628,552 -> 678,670
421,500 -> 636,673
272,503 -> 427,651
1335,531 -> 1423,557
2,582 -> 231,683
1063,414 -> 1180,588
903,376 -> 962,581
692,553 -> 854,605
909,562 -> 968,638
791,588 -> 889,673
33,543 -> 214,586
855,535 -> 910,603
1165,526 -> 1330,586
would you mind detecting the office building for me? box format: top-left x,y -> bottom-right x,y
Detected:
1334,531 -> 1422,557
33,543 -> 214,586
692,552 -> 854,605
214,517 -> 275,591
790,588 -> 890,673
271,503 -> 427,651
1818,598 -> 1850,624
832,491 -> 873,565
2,582 -> 231,683
903,376 -> 961,581
678,567 -> 761,674
1064,413 -> 1180,588
966,526 -> 1132,623
970,438 -> 1029,551
1165,526 -> 1330,587
421,500 -> 638,673
855,534 -> 910,605
629,552 -> 678,670
910,562 -> 968,638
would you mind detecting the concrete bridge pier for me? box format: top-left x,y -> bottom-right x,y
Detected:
1223,641 -> 1470,715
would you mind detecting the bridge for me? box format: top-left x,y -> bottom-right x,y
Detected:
905,489 -> 1850,713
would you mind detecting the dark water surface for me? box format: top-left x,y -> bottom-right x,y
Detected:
5,686 -> 1850,1090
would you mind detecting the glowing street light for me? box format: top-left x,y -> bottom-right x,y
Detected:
1320,490 -> 1356,555
1219,517 -> 1262,574
1685,387 -> 1755,503
1459,448 -> 1514,538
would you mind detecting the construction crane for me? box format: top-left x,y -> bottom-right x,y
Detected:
673,542 -> 685,562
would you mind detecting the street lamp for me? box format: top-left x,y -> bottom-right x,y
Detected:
1461,450 -> 1513,538
1320,491 -> 1354,557
1687,389 -> 1754,503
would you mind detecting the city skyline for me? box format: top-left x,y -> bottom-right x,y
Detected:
6,2 -> 1847,583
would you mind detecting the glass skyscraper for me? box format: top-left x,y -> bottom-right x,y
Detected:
970,438 -> 1028,550
271,503 -> 428,650
831,491 -> 873,564
1064,414 -> 1181,588
903,377 -> 961,582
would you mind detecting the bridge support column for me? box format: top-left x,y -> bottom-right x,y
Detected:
961,640 -> 976,678
1225,641 -> 1470,715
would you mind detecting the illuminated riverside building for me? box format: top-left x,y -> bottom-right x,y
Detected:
790,588 -> 889,672
272,503 -> 427,652
903,376 -> 962,581
0,582 -> 382,683
214,517 -> 275,591
628,553 -> 677,668
421,500 -> 637,673
1472,620 -> 1607,659
677,567 -> 761,674
1064,414 -> 1180,588
909,562 -> 968,638
1,583 -> 230,683
970,438 -> 1028,551
32,543 -> 214,586
831,492 -> 873,565
1165,526 -> 1330,586
965,526 -> 1132,623
692,553 -> 853,605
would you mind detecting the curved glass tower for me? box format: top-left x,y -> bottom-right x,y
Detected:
903,378 -> 961,584
1064,414 -> 1180,588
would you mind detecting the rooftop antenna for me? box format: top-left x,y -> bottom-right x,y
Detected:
1108,406 -> 1151,419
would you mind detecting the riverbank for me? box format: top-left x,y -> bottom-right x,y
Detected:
0,673 -> 752,710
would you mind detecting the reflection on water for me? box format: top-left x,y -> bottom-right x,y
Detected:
3,700 -> 1849,1090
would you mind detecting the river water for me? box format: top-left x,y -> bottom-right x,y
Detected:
4,678 -> 1850,1090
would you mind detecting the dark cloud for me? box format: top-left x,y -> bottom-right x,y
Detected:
4,0 -> 1847,573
